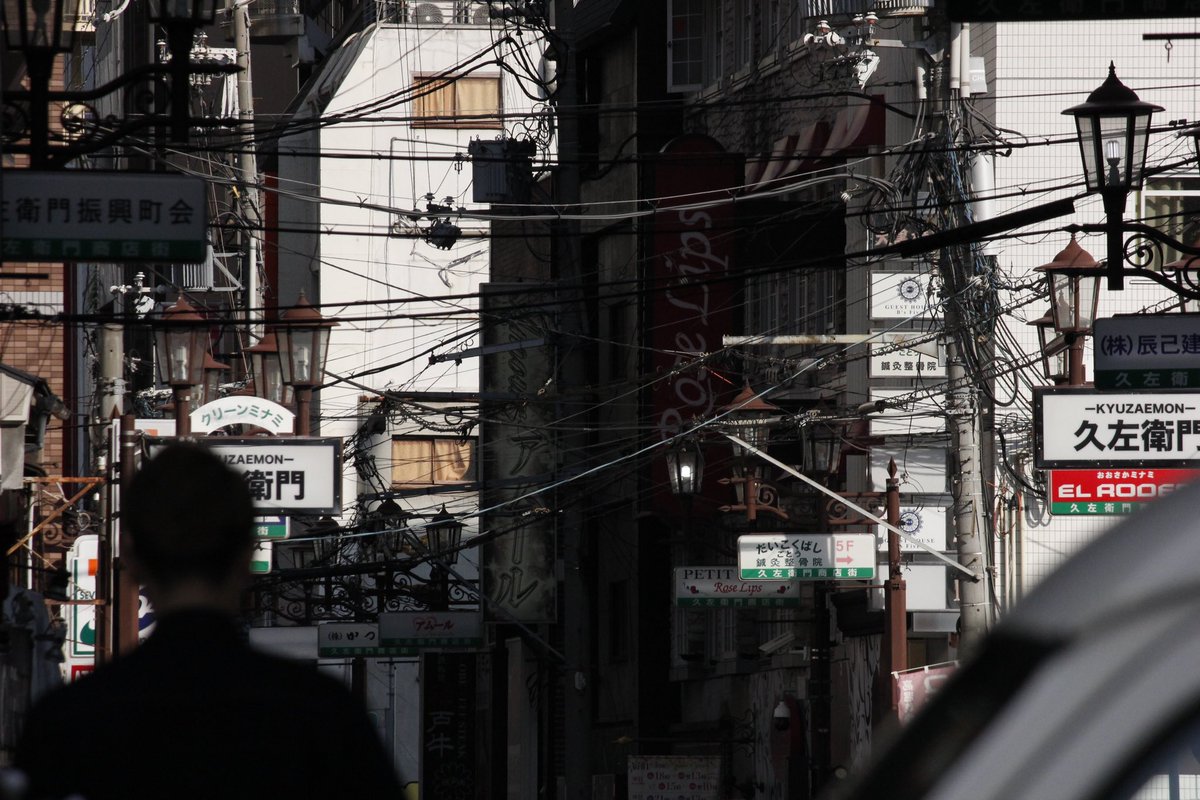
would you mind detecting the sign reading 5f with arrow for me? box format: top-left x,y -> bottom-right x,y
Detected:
737,533 -> 876,581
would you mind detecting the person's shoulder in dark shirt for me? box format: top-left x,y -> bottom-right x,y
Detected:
16,611 -> 403,800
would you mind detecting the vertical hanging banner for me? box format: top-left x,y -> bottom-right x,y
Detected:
421,652 -> 477,799
651,135 -> 742,506
480,284 -> 557,623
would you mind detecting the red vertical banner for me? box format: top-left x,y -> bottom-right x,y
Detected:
650,135 -> 743,506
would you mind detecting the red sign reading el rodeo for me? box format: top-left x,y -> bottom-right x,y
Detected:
1050,469 -> 1200,515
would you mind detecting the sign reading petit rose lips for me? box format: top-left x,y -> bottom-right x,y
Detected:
1049,468 -> 1200,515
673,567 -> 802,607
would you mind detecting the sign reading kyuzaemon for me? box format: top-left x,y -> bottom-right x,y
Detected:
737,533 -> 876,581
1034,388 -> 1200,468
1094,315 -> 1200,390
1049,468 -> 1200,515
0,171 -> 207,262
146,436 -> 342,513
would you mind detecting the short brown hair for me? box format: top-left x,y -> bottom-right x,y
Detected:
126,443 -> 255,585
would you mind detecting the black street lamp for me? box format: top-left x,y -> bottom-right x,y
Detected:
1035,236 -> 1103,386
155,295 -> 208,436
1,0 -> 231,168
665,438 -> 704,497
1,0 -> 78,168
427,505 -> 464,566
1063,63 -> 1161,291
275,292 -> 336,436
425,505 -> 463,611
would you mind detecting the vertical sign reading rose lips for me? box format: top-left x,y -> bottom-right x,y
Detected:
651,135 -> 742,507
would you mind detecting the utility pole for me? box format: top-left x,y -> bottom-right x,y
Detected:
94,324 -> 125,664
941,20 -> 991,651
551,0 -> 591,795
230,0 -> 264,335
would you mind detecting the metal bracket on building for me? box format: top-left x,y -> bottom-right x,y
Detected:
9,477 -> 106,556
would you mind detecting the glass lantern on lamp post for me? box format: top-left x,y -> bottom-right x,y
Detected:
1028,311 -> 1069,386
154,296 -> 208,436
665,438 -> 704,498
425,505 -> 463,611
275,292 -> 337,436
718,383 -> 783,458
200,353 -> 230,406
1063,63 -> 1163,290
244,331 -> 290,408
717,383 -> 786,523
1035,236 -> 1103,386
1,0 -> 79,167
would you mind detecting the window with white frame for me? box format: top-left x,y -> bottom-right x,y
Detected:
391,436 -> 476,487
1139,175 -> 1200,271
736,0 -> 755,67
412,74 -> 502,128
667,0 -> 723,92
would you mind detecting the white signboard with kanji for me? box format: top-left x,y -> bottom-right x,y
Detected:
147,437 -> 342,513
0,170 -> 207,262
1034,388 -> 1200,468
870,335 -> 945,378
737,533 -> 876,581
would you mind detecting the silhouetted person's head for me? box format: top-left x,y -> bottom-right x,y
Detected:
126,443 -> 255,612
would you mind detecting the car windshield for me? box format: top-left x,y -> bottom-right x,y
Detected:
831,631 -> 1057,800
1104,705 -> 1200,800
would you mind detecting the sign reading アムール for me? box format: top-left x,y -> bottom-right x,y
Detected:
1034,388 -> 1200,468
1049,468 -> 1200,515
737,533 -> 875,581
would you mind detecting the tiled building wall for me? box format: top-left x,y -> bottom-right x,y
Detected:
0,264 -> 66,474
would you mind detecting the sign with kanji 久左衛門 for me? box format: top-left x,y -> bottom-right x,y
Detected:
1033,388 -> 1200,468
737,533 -> 876,581
145,437 -> 342,514
1093,315 -> 1200,390
1048,468 -> 1200,515
673,566 -> 803,607
0,171 -> 207,263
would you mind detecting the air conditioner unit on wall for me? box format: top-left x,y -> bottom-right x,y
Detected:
414,2 -> 443,24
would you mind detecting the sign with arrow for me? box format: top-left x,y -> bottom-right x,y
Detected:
737,533 -> 876,581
